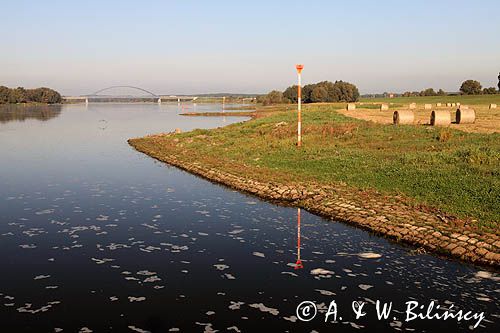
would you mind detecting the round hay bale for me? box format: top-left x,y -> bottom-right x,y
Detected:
436,103 -> 442,107
380,104 -> 389,110
409,103 -> 416,109
430,110 -> 451,126
455,108 -> 475,124
346,103 -> 356,111
490,103 -> 497,109
424,104 -> 432,110
393,110 -> 414,125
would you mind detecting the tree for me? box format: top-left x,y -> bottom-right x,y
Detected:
266,80 -> 359,105
420,88 -> 437,96
310,86 -> 328,102
483,87 -> 497,95
302,84 -> 315,103
295,80 -> 359,103
498,72 -> 500,91
0,86 -> 10,104
437,89 -> 447,96
323,81 -> 341,102
258,90 -> 285,105
402,91 -> 418,97
333,80 -> 360,102
460,80 -> 482,95
36,87 -> 62,103
8,87 -> 28,103
283,85 -> 298,103
0,86 -> 62,104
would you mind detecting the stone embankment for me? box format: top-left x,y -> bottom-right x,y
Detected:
129,138 -> 500,268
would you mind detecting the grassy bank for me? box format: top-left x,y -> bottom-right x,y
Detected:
130,104 -> 499,231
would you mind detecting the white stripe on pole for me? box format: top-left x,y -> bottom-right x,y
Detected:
297,71 -> 302,147
295,64 -> 303,147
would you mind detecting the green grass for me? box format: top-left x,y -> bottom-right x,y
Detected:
360,94 -> 500,105
132,104 -> 500,230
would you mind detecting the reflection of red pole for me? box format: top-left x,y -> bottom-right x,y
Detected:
295,208 -> 303,269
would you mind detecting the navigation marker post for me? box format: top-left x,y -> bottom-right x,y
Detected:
296,64 -> 304,147
295,208 -> 304,269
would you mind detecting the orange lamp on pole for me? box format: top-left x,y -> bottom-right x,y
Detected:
295,64 -> 304,147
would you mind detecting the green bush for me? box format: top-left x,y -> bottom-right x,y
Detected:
483,87 -> 497,95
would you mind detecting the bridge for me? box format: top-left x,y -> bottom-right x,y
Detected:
63,86 -> 199,104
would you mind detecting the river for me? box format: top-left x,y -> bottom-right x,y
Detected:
0,103 -> 498,332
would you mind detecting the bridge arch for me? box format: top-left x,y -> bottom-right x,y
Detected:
86,86 -> 159,97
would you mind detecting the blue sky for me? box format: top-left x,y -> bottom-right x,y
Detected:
1,0 -> 499,95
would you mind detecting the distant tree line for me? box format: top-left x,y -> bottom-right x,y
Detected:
258,80 -> 359,105
401,88 -> 448,97
0,86 -> 62,104
398,78 -> 498,97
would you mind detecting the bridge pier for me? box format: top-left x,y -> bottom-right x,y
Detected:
158,98 -> 162,105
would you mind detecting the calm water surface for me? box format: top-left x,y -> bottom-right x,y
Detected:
0,103 -> 498,332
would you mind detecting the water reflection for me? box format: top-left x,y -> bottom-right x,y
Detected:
0,104 -> 498,332
0,104 -> 62,123
295,208 -> 304,270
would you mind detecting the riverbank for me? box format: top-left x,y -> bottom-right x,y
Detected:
180,111 -> 257,117
128,104 -> 500,267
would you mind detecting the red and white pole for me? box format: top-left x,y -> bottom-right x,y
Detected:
296,64 -> 304,147
295,207 -> 303,269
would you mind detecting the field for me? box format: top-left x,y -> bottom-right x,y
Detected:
130,101 -> 500,231
360,94 -> 500,105
340,101 -> 500,134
